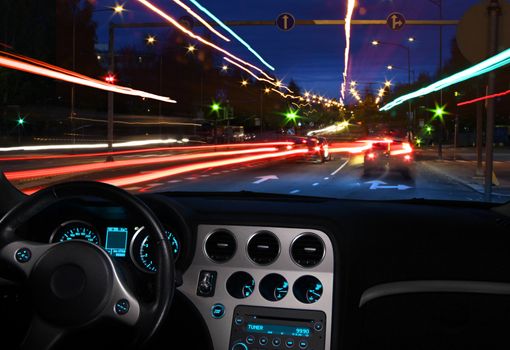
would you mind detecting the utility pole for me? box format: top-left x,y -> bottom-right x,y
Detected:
107,23 -> 115,162
485,0 -> 501,200
476,84 -> 484,176
71,3 -> 77,144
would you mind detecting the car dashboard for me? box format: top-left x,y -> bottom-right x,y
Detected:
3,191 -> 510,350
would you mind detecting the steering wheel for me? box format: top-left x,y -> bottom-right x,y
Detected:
0,182 -> 175,350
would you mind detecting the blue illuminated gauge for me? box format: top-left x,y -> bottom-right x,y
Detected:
260,274 -> 288,302
242,280 -> 255,298
51,221 -> 100,245
274,280 -> 289,300
226,272 -> 255,299
293,275 -> 323,304
139,229 -> 180,273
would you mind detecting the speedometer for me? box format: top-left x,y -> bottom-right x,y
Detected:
51,221 -> 100,245
131,226 -> 180,273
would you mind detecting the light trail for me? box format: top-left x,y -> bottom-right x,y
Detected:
380,47 -> 510,111
222,57 -> 275,85
70,116 -> 201,126
0,141 -> 295,161
329,143 -> 372,154
457,88 -> 510,107
340,0 -> 356,102
5,147 -> 278,181
137,0 -> 274,81
307,121 -> 350,136
172,0 -> 231,42
101,149 -> 308,187
187,0 -> 275,71
0,53 -> 176,103
270,88 -> 301,100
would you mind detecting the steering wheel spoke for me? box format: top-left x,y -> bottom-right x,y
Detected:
21,315 -> 66,350
0,241 -> 56,279
101,266 -> 141,327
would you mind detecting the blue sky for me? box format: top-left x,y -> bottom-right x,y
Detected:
94,0 -> 482,100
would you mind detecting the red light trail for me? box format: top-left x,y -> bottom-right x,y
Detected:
5,147 -> 278,181
0,52 -> 176,103
101,149 -> 308,187
457,88 -> 510,107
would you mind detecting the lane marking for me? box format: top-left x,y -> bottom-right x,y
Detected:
253,175 -> 279,184
331,158 -> 350,176
324,177 -> 330,180
167,180 -> 182,183
290,189 -> 300,194
312,182 -> 319,186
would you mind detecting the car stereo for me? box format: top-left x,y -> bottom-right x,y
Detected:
229,305 -> 326,350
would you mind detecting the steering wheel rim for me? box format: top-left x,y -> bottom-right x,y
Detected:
0,181 -> 175,349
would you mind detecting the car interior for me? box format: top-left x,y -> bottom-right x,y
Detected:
2,175 -> 510,350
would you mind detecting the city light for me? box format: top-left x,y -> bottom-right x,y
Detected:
264,88 -> 271,93
408,37 -> 415,42
186,0 -> 275,71
0,53 -> 176,103
241,80 -> 248,86
387,65 -> 394,70
340,0 -> 357,102
371,40 -> 380,46
145,35 -> 156,45
136,0 -> 274,81
430,103 -> 449,122
17,116 -> 25,126
105,74 -> 115,84
380,47 -> 510,111
221,65 -> 228,71
113,3 -> 125,14
172,0 -> 231,42
186,44 -> 197,53
211,103 -> 221,111
385,80 -> 392,87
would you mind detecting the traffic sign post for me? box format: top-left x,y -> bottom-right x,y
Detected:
276,13 -> 296,31
386,12 -> 406,30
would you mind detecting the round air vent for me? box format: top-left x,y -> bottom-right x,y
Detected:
205,230 -> 237,263
247,231 -> 280,265
290,233 -> 325,268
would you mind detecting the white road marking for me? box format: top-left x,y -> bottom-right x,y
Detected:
253,175 -> 279,184
167,180 -> 182,183
312,182 -> 319,186
290,189 -> 300,194
366,180 -> 412,191
324,177 -> 330,180
331,158 -> 350,176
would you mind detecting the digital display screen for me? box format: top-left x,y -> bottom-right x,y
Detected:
105,227 -> 128,257
246,323 -> 311,337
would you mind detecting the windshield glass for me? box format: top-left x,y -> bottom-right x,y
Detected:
1,0 -> 510,203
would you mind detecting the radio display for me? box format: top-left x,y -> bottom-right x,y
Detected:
246,323 -> 311,337
105,227 -> 128,257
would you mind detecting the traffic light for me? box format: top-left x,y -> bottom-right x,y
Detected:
105,74 -> 115,84
211,103 -> 221,112
17,116 -> 25,126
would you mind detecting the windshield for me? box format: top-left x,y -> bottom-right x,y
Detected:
1,0 -> 510,203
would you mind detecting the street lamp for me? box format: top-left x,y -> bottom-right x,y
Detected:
241,80 -> 248,87
387,65 -> 393,70
145,35 -> 156,45
113,3 -> 125,14
186,44 -> 197,53
408,37 -> 416,42
221,65 -> 228,72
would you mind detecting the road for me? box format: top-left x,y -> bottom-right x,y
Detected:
4,145 -> 510,203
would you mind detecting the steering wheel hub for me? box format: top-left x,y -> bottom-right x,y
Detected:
30,241 -> 112,327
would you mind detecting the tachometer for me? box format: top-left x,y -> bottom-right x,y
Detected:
51,221 -> 100,245
131,226 -> 180,273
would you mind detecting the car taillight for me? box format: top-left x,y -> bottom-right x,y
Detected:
368,153 -> 375,159
314,146 -> 321,152
286,145 -> 293,150
404,154 -> 411,161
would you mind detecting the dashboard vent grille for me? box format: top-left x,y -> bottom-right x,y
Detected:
247,231 -> 280,265
205,230 -> 237,262
291,234 -> 325,268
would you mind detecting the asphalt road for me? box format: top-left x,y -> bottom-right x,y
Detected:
131,154 -> 497,202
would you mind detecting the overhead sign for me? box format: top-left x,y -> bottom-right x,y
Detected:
276,13 -> 296,31
457,0 -> 510,64
386,12 -> 406,31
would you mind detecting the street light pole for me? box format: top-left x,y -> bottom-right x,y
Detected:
71,3 -> 77,144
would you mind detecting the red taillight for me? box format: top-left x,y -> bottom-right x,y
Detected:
404,154 -> 411,161
367,153 -> 375,159
314,146 -> 321,152
286,145 -> 293,150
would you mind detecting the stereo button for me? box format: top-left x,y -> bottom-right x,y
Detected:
246,335 -> 255,344
299,340 -> 308,349
231,342 -> 248,350
259,336 -> 268,345
272,337 -> 281,346
285,338 -> 295,348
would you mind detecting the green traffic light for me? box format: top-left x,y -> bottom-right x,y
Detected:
17,117 -> 25,126
429,103 -> 449,122
425,125 -> 433,134
211,103 -> 220,112
286,112 -> 297,120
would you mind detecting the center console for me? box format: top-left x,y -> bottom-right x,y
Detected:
179,224 -> 334,349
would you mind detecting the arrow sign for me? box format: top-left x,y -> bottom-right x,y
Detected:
386,12 -> 406,31
366,180 -> 412,191
276,13 -> 296,31
253,175 -> 279,184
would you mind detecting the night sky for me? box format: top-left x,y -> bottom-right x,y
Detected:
93,0 -> 482,101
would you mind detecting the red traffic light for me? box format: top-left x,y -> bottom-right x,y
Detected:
105,74 -> 115,84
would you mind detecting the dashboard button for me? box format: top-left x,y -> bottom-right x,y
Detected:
211,303 -> 225,319
235,316 -> 244,325
299,340 -> 308,349
259,336 -> 268,345
285,338 -> 295,348
15,248 -> 31,263
314,322 -> 323,331
246,335 -> 255,344
272,337 -> 281,346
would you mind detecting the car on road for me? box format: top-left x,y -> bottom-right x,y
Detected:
306,136 -> 332,163
363,139 -> 414,177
